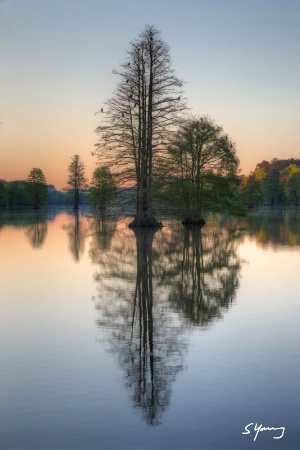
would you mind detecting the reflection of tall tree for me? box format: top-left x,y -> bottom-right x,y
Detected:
91,220 -> 242,425
92,226 -> 187,426
62,211 -> 87,262
167,225 -> 242,326
128,229 -> 178,426
25,211 -> 48,248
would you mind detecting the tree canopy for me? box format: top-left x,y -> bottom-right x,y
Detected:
88,166 -> 117,210
26,168 -> 47,209
66,154 -> 88,209
158,116 -> 239,223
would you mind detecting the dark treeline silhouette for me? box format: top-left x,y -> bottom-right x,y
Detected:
0,180 -> 89,208
0,180 -> 33,207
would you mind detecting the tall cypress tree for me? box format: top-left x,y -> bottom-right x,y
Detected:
95,26 -> 187,227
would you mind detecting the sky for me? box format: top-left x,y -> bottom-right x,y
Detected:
1,0 -> 299,189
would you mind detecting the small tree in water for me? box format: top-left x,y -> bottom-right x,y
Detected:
26,168 -> 47,209
88,166 -> 117,210
162,116 -> 239,224
95,25 -> 187,227
66,155 -> 88,209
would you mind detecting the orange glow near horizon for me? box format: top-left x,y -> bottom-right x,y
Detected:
1,1 -> 299,189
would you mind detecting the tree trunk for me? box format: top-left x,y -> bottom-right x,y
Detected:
33,182 -> 40,209
130,181 -> 162,227
74,188 -> 79,209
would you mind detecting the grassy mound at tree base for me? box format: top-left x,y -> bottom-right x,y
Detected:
129,213 -> 163,228
181,218 -> 206,227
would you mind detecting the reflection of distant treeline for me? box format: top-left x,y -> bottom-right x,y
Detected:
0,208 -> 55,229
0,209 -> 52,248
239,210 -> 300,247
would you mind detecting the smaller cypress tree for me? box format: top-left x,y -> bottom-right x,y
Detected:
88,166 -> 117,210
66,155 -> 88,209
26,168 -> 47,209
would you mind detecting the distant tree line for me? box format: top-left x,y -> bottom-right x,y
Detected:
0,178 -> 77,208
0,156 -> 115,210
240,158 -> 300,207
0,162 -> 78,208
2,155 -> 300,213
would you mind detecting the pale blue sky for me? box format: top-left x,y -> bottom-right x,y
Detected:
1,0 -> 299,188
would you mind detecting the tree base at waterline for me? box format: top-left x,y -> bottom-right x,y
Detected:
182,217 -> 206,227
129,213 -> 163,228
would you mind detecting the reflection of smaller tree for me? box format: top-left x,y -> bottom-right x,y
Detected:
167,225 -> 242,326
25,212 -> 48,248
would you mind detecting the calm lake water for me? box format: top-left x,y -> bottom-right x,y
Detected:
0,208 -> 299,450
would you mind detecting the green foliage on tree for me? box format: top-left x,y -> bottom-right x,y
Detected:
1,180 -> 70,207
66,154 -> 88,209
281,165 -> 300,205
26,168 -> 47,209
240,159 -> 300,207
0,180 -> 10,207
158,116 -> 240,222
88,166 -> 117,210
239,175 -> 261,207
12,181 -> 31,206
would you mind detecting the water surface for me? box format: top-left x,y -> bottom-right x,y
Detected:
0,208 -> 299,449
